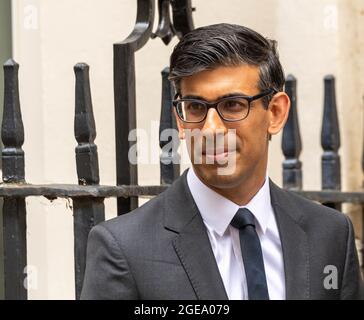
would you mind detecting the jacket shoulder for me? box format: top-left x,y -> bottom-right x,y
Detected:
98,191 -> 167,239
276,185 -> 349,232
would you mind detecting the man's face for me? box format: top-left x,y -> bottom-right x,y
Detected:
176,64 -> 272,190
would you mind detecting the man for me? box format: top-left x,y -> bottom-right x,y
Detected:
81,23 -> 363,300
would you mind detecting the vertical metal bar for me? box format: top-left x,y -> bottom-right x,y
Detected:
0,0 -> 12,299
151,0 -> 175,45
114,44 -> 138,215
73,63 -> 105,300
160,67 -> 180,185
362,204 -> 364,272
362,111 -> 364,272
113,0 -> 155,215
282,75 -> 302,190
362,212 -> 364,273
0,196 -> 3,299
171,0 -> 195,39
72,198 -> 104,300
321,75 -> 341,210
1,59 -> 27,300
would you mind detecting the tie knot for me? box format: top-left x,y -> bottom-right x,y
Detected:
231,208 -> 256,229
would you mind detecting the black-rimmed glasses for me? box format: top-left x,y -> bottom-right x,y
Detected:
173,88 -> 277,123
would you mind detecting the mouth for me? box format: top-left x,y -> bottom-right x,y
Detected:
202,146 -> 235,155
202,148 -> 237,162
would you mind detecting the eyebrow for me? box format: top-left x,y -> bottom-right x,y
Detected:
181,92 -> 250,101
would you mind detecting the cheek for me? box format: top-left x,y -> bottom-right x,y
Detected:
235,124 -> 269,156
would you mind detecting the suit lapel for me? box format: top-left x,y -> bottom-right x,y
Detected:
164,169 -> 228,300
270,180 -> 310,299
173,215 -> 229,300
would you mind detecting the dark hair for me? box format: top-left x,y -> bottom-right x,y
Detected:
169,23 -> 285,108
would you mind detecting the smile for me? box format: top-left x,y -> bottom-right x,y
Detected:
202,149 -> 236,163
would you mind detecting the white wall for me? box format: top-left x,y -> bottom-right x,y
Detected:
10,0 -> 364,299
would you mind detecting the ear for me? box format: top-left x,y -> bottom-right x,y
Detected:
267,92 -> 290,136
173,108 -> 185,140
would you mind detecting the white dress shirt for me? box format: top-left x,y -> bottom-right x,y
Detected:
187,167 -> 286,300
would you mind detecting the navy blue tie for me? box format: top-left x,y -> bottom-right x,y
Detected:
231,208 -> 269,300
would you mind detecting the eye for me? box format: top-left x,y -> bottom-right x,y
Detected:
185,101 -> 206,113
221,98 -> 248,111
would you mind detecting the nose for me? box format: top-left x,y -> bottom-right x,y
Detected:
201,108 -> 227,134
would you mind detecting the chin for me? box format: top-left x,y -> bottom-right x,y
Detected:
193,163 -> 246,189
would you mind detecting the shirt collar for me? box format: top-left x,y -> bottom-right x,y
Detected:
187,167 -> 271,236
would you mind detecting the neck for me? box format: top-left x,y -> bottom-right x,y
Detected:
209,171 -> 267,206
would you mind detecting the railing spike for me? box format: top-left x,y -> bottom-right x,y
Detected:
282,74 -> 302,190
74,63 -> 99,184
2,58 -> 25,183
73,63 -> 105,299
321,75 -> 341,211
159,67 -> 180,184
321,75 -> 341,191
1,58 -> 27,300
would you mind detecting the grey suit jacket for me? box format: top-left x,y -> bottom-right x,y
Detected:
81,169 -> 364,300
